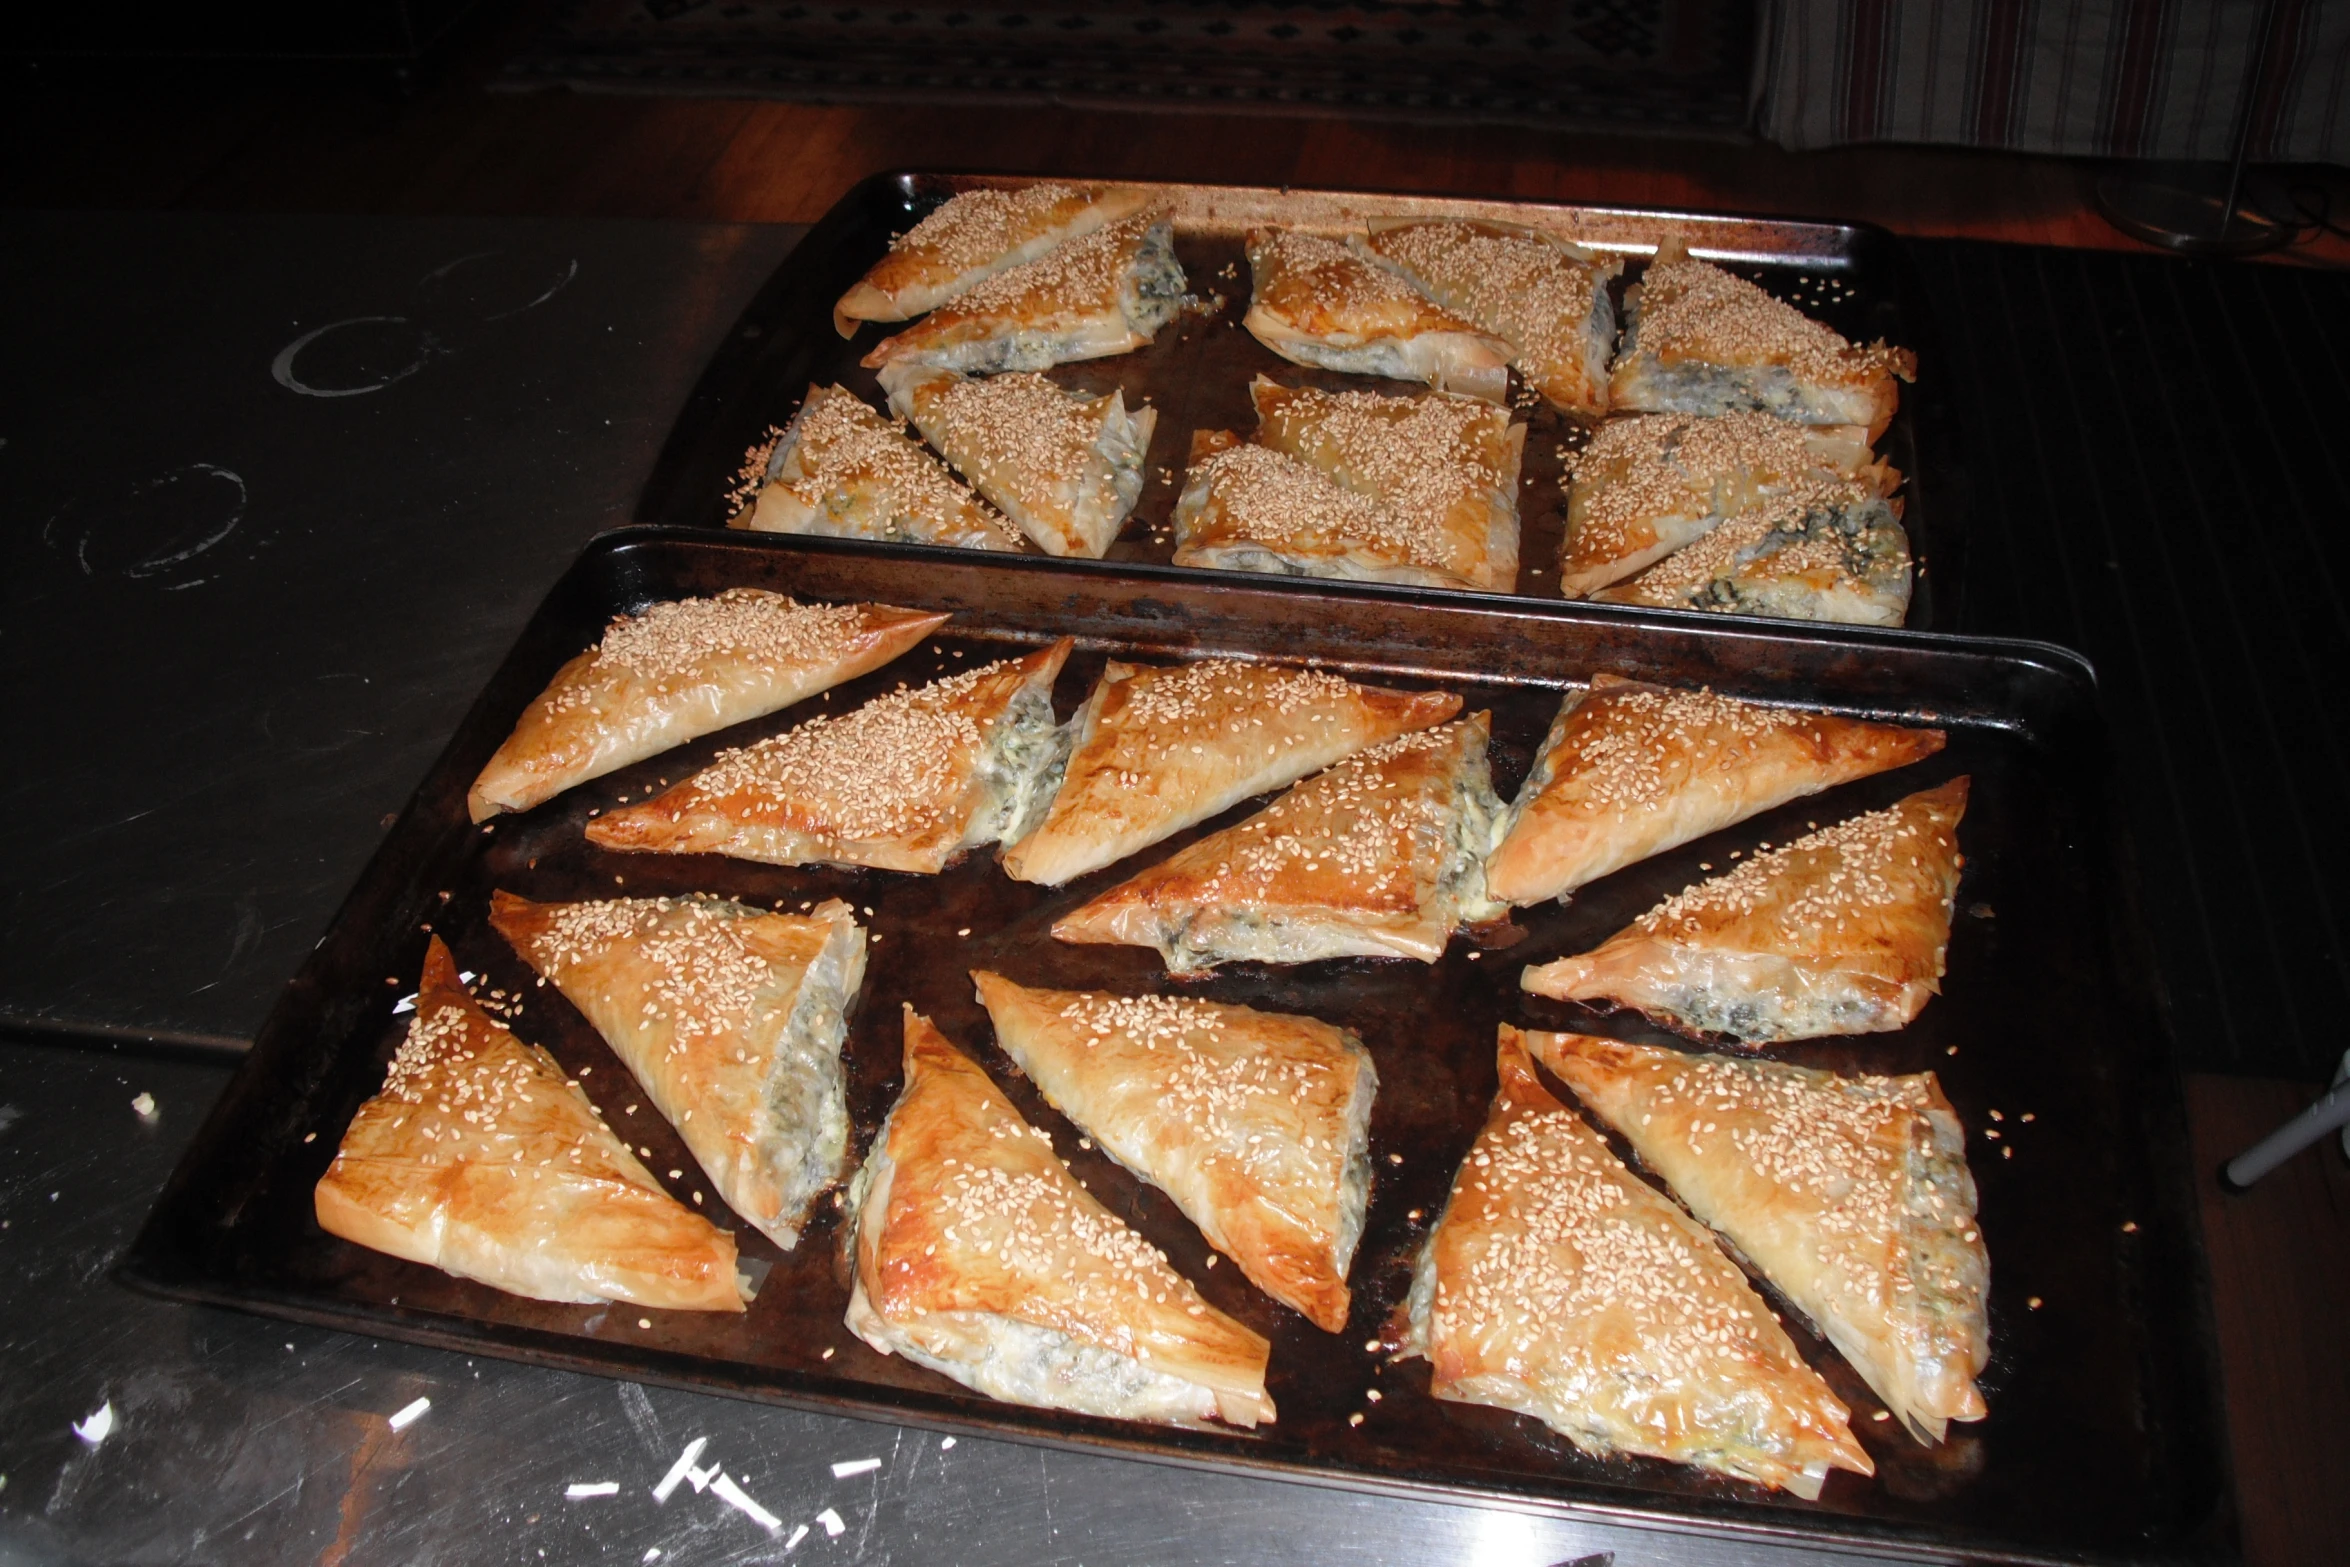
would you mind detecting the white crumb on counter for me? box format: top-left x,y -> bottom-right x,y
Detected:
830,1457 -> 881,1478
386,1397 -> 429,1432
710,1472 -> 782,1532
130,1093 -> 157,1121
72,1402 -> 114,1445
564,1481 -> 619,1499
817,1507 -> 846,1537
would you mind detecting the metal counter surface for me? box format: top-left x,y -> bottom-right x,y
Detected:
0,212 -> 1910,1565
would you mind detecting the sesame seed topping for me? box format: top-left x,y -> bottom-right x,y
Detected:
1365,221 -> 1611,404
880,183 -> 1093,280
1180,440 -> 1453,571
768,387 -> 1021,549
559,590 -> 866,713
1632,252 -> 1912,387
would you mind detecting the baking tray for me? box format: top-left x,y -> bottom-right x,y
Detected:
122,530 -> 2225,1565
637,171 -> 1969,632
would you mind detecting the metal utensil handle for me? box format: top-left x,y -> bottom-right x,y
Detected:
2221,1065 -> 2350,1191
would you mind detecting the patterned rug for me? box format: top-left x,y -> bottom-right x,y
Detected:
499,0 -> 1755,136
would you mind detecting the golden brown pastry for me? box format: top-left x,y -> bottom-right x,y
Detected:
732,384 -> 1023,551
1242,228 -> 1510,402
488,892 -> 866,1251
314,937 -> 745,1312
466,591 -> 946,823
1399,1026 -> 1870,1497
972,974 -> 1375,1332
585,639 -> 1072,874
844,1007 -> 1276,1429
1054,713 -> 1504,971
862,214 -> 1185,375
1000,657 -> 1461,887
1557,411 -> 1883,598
1593,473 -> 1914,627
1168,431 -> 1476,591
1248,377 -> 1523,591
1486,675 -> 1945,906
1609,238 -> 1917,442
1358,218 -> 1623,417
1522,776 -> 1969,1042
1531,1031 -> 1991,1443
833,182 -> 1153,335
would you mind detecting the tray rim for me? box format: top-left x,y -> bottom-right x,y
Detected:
117,528 -> 2231,1567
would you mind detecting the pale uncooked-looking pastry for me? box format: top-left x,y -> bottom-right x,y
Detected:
834,182 -> 1153,334
585,639 -> 1073,874
314,937 -> 746,1311
1169,432 -> 1476,591
973,974 -> 1376,1332
1399,1026 -> 1870,1497
490,892 -> 866,1251
467,590 -> 946,822
1242,228 -> 1510,402
732,384 -> 1022,551
1531,1031 -> 1991,1443
1522,776 -> 1969,1042
845,1006 -> 1277,1429
1594,473 -> 1912,627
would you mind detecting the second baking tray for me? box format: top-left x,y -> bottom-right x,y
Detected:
122,531 -> 2221,1564
637,171 -> 1969,631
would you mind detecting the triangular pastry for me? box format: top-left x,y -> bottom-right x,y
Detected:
467,590 -> 947,822
1248,377 -> 1523,591
731,384 -> 1023,551
1054,713 -> 1504,971
1486,675 -> 1945,907
1358,218 -> 1623,417
845,1007 -> 1277,1429
974,975 -> 1376,1331
1242,228 -> 1511,402
883,366 -> 1155,559
1557,411 -> 1883,598
1399,1027 -> 1869,1497
1169,431 -> 1477,591
833,182 -> 1153,334
1522,777 -> 1969,1042
1530,1031 -> 1990,1442
1000,657 -> 1461,887
1594,472 -> 1913,626
489,892 -> 866,1251
585,638 -> 1073,874
1609,238 -> 1917,442
314,937 -> 745,1311
863,214 -> 1185,375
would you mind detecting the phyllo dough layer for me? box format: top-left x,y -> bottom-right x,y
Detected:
1523,776 -> 1969,1042
1486,675 -> 1945,907
1242,227 -> 1510,402
863,214 -> 1185,376
846,1007 -> 1277,1429
833,182 -> 1152,333
1055,713 -> 1504,971
1170,432 -> 1476,591
884,366 -> 1155,558
1360,218 -> 1622,417
1594,473 -> 1913,627
467,590 -> 947,822
586,638 -> 1073,874
489,892 -> 867,1251
315,937 -> 746,1312
1400,1026 -> 1870,1497
1531,1031 -> 1991,1443
1001,657 -> 1462,887
972,974 -> 1376,1332
734,384 -> 1022,551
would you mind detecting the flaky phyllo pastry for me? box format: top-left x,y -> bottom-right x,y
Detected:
1242,228 -> 1510,402
1531,1032 -> 1990,1443
1610,238 -> 1917,441
732,384 -> 1022,551
863,214 -> 1186,376
586,638 -> 1073,874
833,182 -> 1153,334
466,590 -> 947,822
845,1007 -> 1277,1429
1248,377 -> 1524,591
1358,218 -> 1622,418
490,892 -> 865,1251
1557,411 -> 1883,598
1523,776 -> 1969,1042
1000,657 -> 1462,887
314,937 -> 746,1311
1594,472 -> 1913,627
883,365 -> 1154,559
1400,1027 -> 1870,1496
1055,714 -> 1505,972
1486,676 -> 1945,907
972,975 -> 1376,1332
1170,432 -> 1476,591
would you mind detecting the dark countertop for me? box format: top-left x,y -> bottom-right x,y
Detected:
0,211 -> 1917,1567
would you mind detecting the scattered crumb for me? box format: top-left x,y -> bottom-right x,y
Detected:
2028,1296 -> 2043,1310
941,1436 -> 956,1449
1871,1410 -> 1890,1422
1387,1153 -> 1403,1165
565,1481 -> 620,1499
1205,1255 -> 1217,1268
822,1346 -> 836,1360
387,1397 -> 430,1432
638,1318 -> 652,1329
1365,1389 -> 1382,1402
72,1402 -> 115,1445
817,1507 -> 846,1537
831,1457 -> 881,1478
2121,1221 -> 2137,1233
304,1132 -> 318,1144
1347,1413 -> 1364,1427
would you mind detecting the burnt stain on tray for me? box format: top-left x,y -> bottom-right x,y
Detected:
122,534 -> 2220,1566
